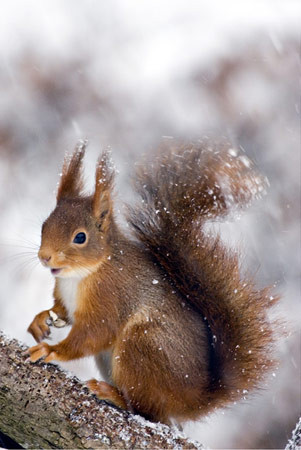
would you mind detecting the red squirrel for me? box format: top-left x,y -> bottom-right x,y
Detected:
27,140 -> 279,424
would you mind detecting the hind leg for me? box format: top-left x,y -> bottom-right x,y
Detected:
111,332 -> 180,423
111,354 -> 173,424
87,379 -> 127,410
111,310 -> 209,424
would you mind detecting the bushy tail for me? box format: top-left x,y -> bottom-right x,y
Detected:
128,140 -> 279,410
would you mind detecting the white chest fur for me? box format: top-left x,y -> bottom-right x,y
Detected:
57,277 -> 81,322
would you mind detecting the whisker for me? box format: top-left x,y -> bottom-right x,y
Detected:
10,257 -> 40,279
0,252 -> 38,266
0,241 -> 39,252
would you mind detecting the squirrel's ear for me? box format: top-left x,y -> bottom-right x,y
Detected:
57,141 -> 87,201
92,152 -> 115,228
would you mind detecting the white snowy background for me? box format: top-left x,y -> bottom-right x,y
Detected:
0,1 -> 300,448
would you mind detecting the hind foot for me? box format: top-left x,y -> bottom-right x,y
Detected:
87,379 -> 127,410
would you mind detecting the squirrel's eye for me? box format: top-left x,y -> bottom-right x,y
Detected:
73,232 -> 86,244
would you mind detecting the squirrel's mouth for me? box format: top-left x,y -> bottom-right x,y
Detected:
51,268 -> 63,276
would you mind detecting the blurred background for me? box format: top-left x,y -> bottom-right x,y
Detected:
0,1 -> 300,448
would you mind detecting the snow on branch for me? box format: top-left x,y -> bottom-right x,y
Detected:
0,331 -> 202,449
285,417 -> 301,450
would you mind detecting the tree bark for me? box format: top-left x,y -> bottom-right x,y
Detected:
0,331 -> 202,449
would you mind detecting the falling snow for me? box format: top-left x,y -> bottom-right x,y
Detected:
0,2 -> 299,449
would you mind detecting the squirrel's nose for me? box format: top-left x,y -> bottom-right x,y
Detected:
42,256 -> 51,264
38,251 -> 52,266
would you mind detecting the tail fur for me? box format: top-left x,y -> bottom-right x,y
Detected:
128,140 -> 279,410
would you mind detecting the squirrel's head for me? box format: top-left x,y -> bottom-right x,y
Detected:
38,142 -> 115,279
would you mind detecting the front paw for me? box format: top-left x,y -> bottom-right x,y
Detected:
27,311 -> 51,343
27,342 -> 58,363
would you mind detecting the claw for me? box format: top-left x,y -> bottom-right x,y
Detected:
28,342 -> 51,362
86,379 -> 127,410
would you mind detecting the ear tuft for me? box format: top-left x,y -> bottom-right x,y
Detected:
92,151 -> 115,223
57,140 -> 88,201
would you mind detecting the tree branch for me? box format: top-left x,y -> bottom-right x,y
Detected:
0,331 -> 202,449
285,417 -> 301,450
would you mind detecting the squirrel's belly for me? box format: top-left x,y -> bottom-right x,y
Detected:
57,277 -> 80,322
94,350 -> 113,383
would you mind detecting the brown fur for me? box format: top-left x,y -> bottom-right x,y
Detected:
28,140 -> 279,424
